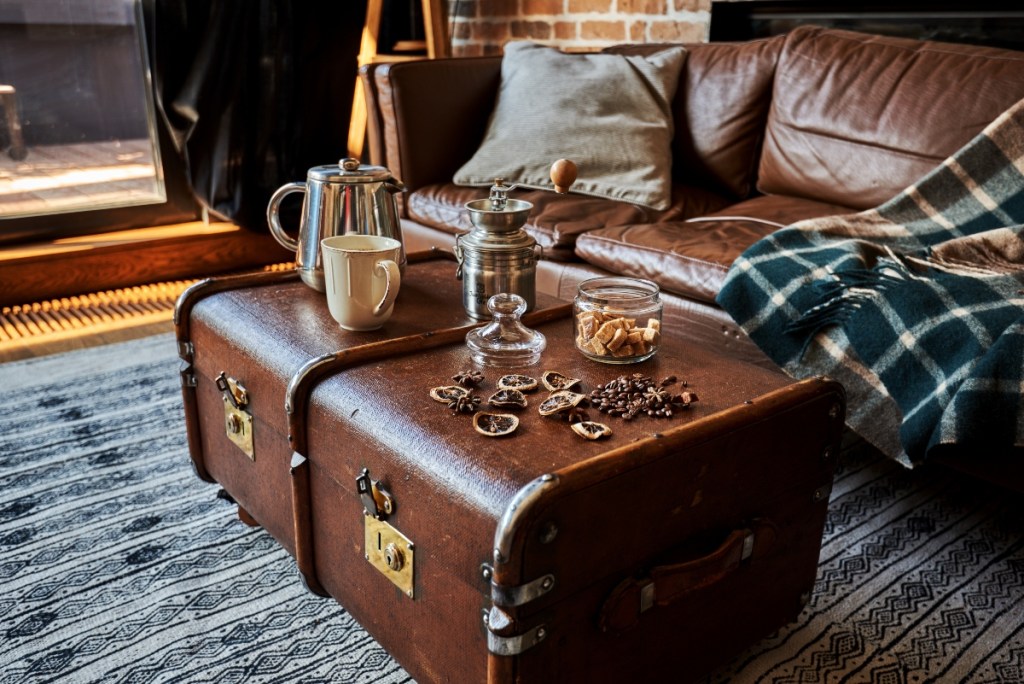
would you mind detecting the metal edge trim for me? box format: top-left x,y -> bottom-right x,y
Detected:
486,623 -> 548,657
490,573 -> 556,608
493,473 -> 560,565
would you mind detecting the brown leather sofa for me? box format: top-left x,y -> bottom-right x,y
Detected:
360,25 -> 1024,479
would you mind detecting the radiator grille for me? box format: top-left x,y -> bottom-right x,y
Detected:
0,280 -> 193,343
0,263 -> 294,347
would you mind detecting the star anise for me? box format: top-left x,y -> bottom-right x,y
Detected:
643,386 -> 672,406
565,406 -> 590,424
452,370 -> 485,387
622,398 -> 646,421
448,393 -> 482,414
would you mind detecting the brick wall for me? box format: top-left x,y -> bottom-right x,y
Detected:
447,0 -> 712,56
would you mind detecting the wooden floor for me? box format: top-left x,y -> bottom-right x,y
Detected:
0,317 -> 175,364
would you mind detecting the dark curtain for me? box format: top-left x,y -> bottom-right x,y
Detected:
150,0 -> 366,231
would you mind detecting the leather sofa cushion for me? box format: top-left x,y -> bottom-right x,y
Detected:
374,57 -> 502,192
574,194 -> 856,303
454,41 -> 686,210
607,36 -> 784,200
407,182 -> 731,262
759,26 -> 1024,209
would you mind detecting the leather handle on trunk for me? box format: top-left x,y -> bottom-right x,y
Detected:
599,522 -> 776,634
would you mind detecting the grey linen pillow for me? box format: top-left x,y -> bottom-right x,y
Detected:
453,41 -> 686,211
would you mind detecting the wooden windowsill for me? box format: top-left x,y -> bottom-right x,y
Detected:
1,222 -> 239,258
0,221 -> 292,308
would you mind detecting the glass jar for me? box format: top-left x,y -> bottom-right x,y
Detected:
574,277 -> 663,364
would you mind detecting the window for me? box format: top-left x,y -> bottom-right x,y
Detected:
0,0 -> 196,245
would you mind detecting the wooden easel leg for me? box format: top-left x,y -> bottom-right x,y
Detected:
347,81 -> 369,160
346,0 -> 448,159
347,0 -> 384,159
422,0 -> 450,58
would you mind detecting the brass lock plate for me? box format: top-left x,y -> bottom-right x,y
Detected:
222,395 -> 254,460
364,514 -> 415,598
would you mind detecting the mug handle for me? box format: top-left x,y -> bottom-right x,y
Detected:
266,182 -> 306,252
373,259 -> 401,317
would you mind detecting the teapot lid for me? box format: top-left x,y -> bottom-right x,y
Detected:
307,157 -> 395,183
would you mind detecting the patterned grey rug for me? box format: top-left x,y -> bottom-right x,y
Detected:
1,334 -> 1023,683
0,335 -> 409,684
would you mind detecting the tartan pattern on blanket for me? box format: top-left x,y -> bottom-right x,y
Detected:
717,97 -> 1024,465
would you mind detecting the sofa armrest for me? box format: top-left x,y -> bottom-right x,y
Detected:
371,57 -> 501,197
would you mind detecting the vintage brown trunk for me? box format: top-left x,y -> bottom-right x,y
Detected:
176,253 -> 844,683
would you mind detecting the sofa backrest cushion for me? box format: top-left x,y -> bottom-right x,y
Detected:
608,37 -> 784,200
674,37 -> 784,199
758,26 -> 1024,209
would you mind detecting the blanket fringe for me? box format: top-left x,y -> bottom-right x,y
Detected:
787,265 -> 908,340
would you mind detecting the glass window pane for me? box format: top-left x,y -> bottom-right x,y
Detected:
0,0 -> 165,219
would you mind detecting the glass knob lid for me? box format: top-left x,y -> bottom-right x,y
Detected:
465,293 -> 546,367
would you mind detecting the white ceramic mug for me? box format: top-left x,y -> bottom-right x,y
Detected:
321,235 -> 402,331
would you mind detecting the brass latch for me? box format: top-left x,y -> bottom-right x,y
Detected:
359,467 -> 413,598
356,468 -> 395,519
364,514 -> 415,599
216,372 -> 254,460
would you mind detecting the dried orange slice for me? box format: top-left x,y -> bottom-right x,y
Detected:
541,370 -> 581,392
488,388 -> 528,409
473,412 -> 520,437
429,385 -> 469,403
538,390 -> 587,416
571,421 -> 612,440
496,374 -> 539,392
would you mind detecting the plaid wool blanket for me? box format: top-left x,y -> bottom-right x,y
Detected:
717,98 -> 1024,466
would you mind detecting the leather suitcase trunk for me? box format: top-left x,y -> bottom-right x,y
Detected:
173,253 -> 493,556
176,253 -> 845,683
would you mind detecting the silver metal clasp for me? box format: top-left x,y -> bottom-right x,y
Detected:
483,607 -> 547,656
483,564 -> 556,608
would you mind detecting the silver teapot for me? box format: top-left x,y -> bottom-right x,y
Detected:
267,158 -> 407,291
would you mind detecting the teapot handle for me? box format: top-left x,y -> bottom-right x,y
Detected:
266,182 -> 306,252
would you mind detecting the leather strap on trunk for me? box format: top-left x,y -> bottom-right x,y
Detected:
599,520 -> 777,634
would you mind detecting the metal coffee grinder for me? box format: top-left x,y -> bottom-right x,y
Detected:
455,160 -> 577,320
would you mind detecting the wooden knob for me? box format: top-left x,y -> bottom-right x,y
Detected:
550,159 -> 577,194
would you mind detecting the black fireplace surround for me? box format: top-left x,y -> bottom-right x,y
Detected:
710,0 -> 1024,52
